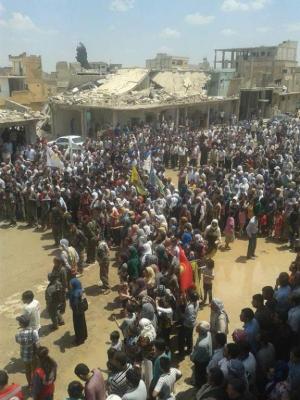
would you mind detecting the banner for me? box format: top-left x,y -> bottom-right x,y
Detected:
130,165 -> 147,196
46,147 -> 64,170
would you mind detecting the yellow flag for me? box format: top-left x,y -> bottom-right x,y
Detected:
130,166 -> 148,196
191,260 -> 202,298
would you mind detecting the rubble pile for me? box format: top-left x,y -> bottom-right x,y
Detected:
0,108 -> 44,124
152,71 -> 209,98
51,84 -> 209,108
50,67 -> 212,108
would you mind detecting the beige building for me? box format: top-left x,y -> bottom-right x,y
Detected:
214,40 -> 298,89
146,53 -> 189,71
0,53 -> 55,110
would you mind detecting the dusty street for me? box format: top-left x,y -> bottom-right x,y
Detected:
0,221 -> 294,399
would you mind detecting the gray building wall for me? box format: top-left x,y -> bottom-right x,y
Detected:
0,77 -> 10,98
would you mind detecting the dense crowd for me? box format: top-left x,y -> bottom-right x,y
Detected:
1,116 -> 300,400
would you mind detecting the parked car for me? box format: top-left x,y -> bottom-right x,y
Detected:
268,113 -> 292,125
48,135 -> 84,150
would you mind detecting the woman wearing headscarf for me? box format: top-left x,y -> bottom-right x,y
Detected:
141,300 -> 158,331
128,224 -> 139,243
224,212 -> 235,250
156,244 -> 169,272
127,246 -> 141,281
210,298 -> 229,349
140,241 -> 152,267
191,233 -> 206,260
144,266 -> 156,289
138,318 -> 156,342
32,346 -> 57,400
68,278 -> 88,345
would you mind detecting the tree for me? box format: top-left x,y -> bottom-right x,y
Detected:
76,42 -> 90,69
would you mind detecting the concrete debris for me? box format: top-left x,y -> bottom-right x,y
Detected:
99,68 -> 148,95
50,68 -> 211,108
0,108 -> 44,124
152,71 -> 209,97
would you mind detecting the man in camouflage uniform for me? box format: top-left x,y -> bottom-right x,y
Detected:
96,240 -> 110,291
45,272 -> 65,330
51,256 -> 68,313
4,187 -> 16,226
69,223 -> 87,274
62,209 -> 73,241
50,201 -> 64,246
25,184 -> 38,227
39,191 -> 51,230
82,214 -> 99,264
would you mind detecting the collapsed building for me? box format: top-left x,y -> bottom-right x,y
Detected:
49,68 -> 239,138
0,100 -> 45,144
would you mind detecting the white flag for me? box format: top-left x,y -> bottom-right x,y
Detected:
46,147 -> 65,170
143,153 -> 152,173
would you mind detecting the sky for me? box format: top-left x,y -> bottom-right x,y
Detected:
0,0 -> 300,72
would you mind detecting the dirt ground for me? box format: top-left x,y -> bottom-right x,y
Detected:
0,172 -> 295,398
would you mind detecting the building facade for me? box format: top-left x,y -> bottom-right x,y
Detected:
146,53 -> 189,71
214,41 -> 298,89
0,53 -> 52,110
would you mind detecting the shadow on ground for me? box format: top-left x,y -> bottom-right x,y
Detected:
235,256 -> 248,264
3,357 -> 25,374
85,284 -> 102,297
53,331 -> 75,353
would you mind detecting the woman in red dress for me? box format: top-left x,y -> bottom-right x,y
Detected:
32,347 -> 57,400
274,210 -> 284,240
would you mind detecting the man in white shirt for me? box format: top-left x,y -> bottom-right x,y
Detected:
22,290 -> 41,332
153,358 -> 182,399
246,215 -> 258,259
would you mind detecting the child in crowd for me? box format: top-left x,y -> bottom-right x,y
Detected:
200,258 -> 215,305
109,330 -> 122,352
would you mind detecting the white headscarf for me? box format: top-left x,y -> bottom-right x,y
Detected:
139,318 -> 156,341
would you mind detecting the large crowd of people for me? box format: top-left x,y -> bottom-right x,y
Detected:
1,116 -> 300,400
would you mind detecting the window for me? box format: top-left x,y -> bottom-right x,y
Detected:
72,137 -> 83,143
261,52 -> 265,56
56,138 -> 69,144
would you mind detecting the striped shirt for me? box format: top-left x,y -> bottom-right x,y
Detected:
154,368 -> 182,400
0,384 -> 23,400
108,364 -> 132,397
15,328 -> 39,362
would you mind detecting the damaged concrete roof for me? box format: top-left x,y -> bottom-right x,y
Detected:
152,71 -> 209,97
50,68 -> 211,108
98,68 -> 148,95
0,108 -> 44,125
